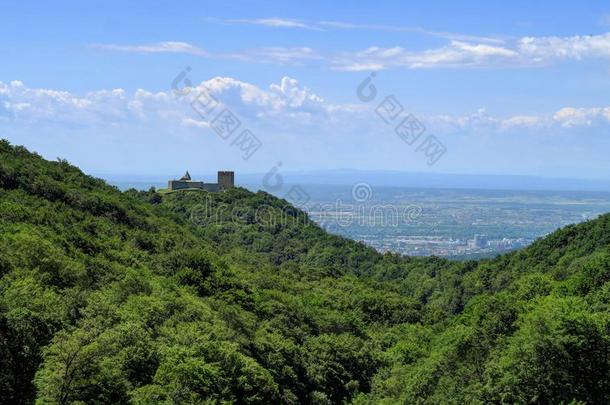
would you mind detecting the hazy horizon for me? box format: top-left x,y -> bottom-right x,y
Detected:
99,168 -> 610,193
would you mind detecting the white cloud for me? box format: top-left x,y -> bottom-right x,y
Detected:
500,115 -> 546,130
207,17 -> 502,43
332,41 -> 519,71
91,41 -> 209,57
428,106 -> 610,134
220,17 -> 323,31
181,118 -> 210,129
191,76 -> 361,130
227,47 -> 322,65
333,32 -> 610,70
92,32 -> 610,71
518,33 -> 610,61
0,80 -> 132,125
553,107 -> 610,128
317,20 -> 504,44
269,77 -> 325,110
0,77 -> 339,130
1,79 -> 610,138
93,41 -> 319,66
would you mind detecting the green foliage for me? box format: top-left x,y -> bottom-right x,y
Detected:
1,139 -> 610,404
484,297 -> 610,404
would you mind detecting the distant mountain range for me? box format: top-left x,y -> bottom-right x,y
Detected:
101,169 -> 610,192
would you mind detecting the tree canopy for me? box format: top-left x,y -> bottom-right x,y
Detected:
1,139 -> 610,404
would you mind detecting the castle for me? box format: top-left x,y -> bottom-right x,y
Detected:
168,171 -> 234,192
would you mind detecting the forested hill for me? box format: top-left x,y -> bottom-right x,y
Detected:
1,139 -> 610,404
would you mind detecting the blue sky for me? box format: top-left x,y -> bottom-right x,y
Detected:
1,0 -> 610,179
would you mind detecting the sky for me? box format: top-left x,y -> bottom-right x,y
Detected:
1,0 -> 610,180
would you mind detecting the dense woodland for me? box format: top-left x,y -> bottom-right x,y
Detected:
1,139 -> 610,404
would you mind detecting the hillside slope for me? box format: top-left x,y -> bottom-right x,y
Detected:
1,140 -> 610,404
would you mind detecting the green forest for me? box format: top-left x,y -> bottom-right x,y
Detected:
2,139 -> 610,404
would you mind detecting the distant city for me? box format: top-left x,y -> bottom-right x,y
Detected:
297,185 -> 610,259
345,234 -> 533,259
318,218 -> 537,259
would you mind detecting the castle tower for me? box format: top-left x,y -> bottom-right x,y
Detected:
217,171 -> 234,190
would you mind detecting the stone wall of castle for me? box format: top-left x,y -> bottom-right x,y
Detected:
168,171 -> 233,191
168,180 -> 219,191
218,171 -> 234,190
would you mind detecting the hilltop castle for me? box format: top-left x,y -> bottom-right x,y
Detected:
168,171 -> 234,192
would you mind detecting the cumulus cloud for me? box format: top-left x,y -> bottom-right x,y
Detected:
0,80 -> 134,125
190,76 -> 362,131
427,106 -> 610,134
1,79 -> 610,138
0,77 -> 345,131
499,115 -> 546,130
553,107 -> 610,128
